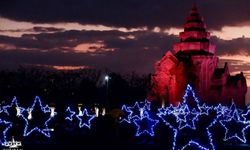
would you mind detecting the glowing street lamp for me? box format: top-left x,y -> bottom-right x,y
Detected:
104,75 -> 110,81
104,75 -> 111,110
104,75 -> 110,90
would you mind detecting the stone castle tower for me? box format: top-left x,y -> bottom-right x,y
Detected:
148,5 -> 247,107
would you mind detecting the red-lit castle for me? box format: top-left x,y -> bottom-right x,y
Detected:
148,5 -> 247,107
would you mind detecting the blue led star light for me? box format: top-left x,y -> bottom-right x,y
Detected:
157,84 -> 217,150
173,84 -> 202,131
200,103 -> 212,116
165,104 -> 174,112
76,108 -> 96,129
143,99 -> 151,110
43,105 -> 51,113
177,106 -> 199,130
0,119 -> 12,145
182,84 -> 200,106
242,109 -> 250,122
120,105 -> 133,123
65,107 -> 76,121
157,107 -> 167,116
180,140 -> 210,150
133,112 -> 159,136
229,101 -> 244,115
127,101 -> 150,119
220,109 -> 250,143
214,104 -> 231,118
22,96 -> 57,137
2,97 -> 24,116
0,97 -> 26,142
157,104 -> 180,128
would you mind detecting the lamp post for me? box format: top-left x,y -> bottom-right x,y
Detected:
104,75 -> 110,111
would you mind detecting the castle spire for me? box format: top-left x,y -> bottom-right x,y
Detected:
191,3 -> 198,14
173,5 -> 215,54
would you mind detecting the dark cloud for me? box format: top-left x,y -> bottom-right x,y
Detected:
1,23 -> 250,73
213,36 -> 250,55
1,0 -> 250,29
0,26 -> 65,33
0,30 -> 178,73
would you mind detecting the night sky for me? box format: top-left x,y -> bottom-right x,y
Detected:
0,0 -> 250,101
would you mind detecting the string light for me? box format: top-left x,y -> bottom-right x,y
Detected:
177,107 -> 199,130
200,103 -> 212,116
180,140 -> 209,150
21,96 -> 57,138
143,99 -> 151,111
120,105 -> 133,123
157,107 -> 167,116
0,83 -> 250,148
76,108 -> 96,129
182,84 -> 200,106
157,84 -> 217,150
219,109 -> 250,143
174,84 -> 202,130
0,119 -> 12,145
242,110 -> 250,122
133,112 -> 159,137
65,107 -> 76,121
127,101 -> 149,119
43,105 -> 51,113
2,97 -> 24,117
214,104 -> 231,118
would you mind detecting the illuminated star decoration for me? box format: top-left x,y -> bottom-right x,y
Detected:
0,97 -> 26,142
177,106 -> 199,130
157,84 -> 216,150
182,84 -> 200,109
220,109 -> 250,143
76,108 -> 96,129
127,101 -> 149,119
119,101 -> 157,136
143,99 -> 151,111
200,103 -> 212,116
242,109 -> 250,122
174,84 -> 201,130
229,101 -> 244,116
133,112 -> 159,136
157,106 -> 167,116
214,104 -> 231,119
157,105 -> 179,132
119,105 -> 133,123
2,97 -> 25,116
43,105 -> 51,113
65,107 -> 76,121
21,96 -> 57,137
0,119 -> 12,145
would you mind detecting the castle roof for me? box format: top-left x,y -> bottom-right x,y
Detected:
173,5 -> 215,54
